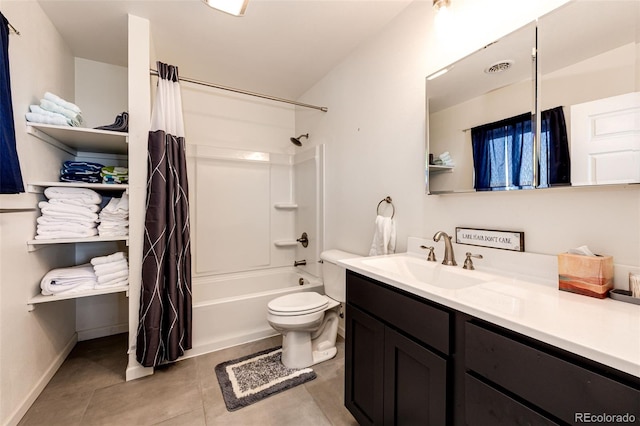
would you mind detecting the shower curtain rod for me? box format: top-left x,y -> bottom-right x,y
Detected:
149,69 -> 328,112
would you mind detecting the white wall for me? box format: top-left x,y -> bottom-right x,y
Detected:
0,2 -> 78,425
75,58 -> 128,129
299,0 -> 640,269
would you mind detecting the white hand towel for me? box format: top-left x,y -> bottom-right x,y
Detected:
44,92 -> 82,114
368,215 -> 397,256
94,277 -> 129,289
97,268 -> 128,284
35,228 -> 98,239
93,259 -> 129,275
44,187 -> 102,204
91,251 -> 126,266
25,112 -> 70,126
37,215 -> 96,228
40,263 -> 97,295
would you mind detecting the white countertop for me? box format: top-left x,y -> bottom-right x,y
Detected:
339,243 -> 640,378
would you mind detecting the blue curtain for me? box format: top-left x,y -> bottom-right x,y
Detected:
539,106 -> 570,188
0,13 -> 24,193
471,112 -> 534,191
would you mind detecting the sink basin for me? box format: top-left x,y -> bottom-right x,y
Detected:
360,255 -> 491,290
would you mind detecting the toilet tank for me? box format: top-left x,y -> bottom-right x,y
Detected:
320,250 -> 361,303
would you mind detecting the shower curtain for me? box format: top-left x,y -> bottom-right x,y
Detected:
0,12 -> 24,194
137,62 -> 192,367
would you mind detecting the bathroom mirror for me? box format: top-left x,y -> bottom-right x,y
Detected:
426,22 -> 537,194
426,0 -> 640,195
537,0 -> 640,187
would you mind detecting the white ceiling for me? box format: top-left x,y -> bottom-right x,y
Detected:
37,0 -> 414,100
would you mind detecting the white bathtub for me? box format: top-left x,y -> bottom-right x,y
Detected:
185,267 -> 323,358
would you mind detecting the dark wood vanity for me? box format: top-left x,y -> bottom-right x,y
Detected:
345,270 -> 640,425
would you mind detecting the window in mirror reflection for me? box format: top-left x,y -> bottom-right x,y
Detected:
471,107 -> 569,191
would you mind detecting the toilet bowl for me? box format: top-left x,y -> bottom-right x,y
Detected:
267,249 -> 360,368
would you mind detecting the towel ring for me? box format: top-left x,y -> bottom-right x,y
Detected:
376,196 -> 395,219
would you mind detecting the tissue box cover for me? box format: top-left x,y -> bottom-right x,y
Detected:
558,253 -> 613,298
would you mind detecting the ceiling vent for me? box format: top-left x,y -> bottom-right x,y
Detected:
484,60 -> 514,74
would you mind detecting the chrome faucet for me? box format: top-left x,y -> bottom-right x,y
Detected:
433,231 -> 457,266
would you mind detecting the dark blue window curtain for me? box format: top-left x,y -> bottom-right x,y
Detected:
0,12 -> 24,193
471,112 -> 534,191
539,106 -> 570,188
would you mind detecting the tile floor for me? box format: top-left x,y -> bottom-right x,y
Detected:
18,334 -> 358,426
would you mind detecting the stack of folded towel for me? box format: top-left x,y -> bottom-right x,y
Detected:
95,112 -> 128,132
39,251 -> 129,295
35,187 -> 101,240
433,151 -> 455,167
60,161 -> 105,183
101,166 -> 129,184
90,252 -> 129,288
98,193 -> 129,237
40,263 -> 98,295
25,92 -> 84,127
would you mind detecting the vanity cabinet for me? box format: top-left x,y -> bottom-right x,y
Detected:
465,320 -> 640,425
345,270 -> 640,426
345,271 -> 451,425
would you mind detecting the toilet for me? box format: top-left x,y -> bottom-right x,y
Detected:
267,249 -> 360,369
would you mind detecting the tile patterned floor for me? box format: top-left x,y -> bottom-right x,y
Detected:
18,334 -> 358,426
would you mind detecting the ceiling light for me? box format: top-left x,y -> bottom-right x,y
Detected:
202,0 -> 249,16
433,0 -> 451,12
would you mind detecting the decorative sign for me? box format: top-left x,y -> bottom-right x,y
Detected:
456,227 -> 524,252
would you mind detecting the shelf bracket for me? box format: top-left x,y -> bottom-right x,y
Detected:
26,125 -> 77,156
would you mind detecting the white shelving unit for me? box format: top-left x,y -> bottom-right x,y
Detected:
428,165 -> 455,173
27,285 -> 130,311
25,123 -> 130,309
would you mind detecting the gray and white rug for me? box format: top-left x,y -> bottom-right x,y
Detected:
214,346 -> 317,411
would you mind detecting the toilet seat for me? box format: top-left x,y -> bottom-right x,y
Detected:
268,292 -> 330,316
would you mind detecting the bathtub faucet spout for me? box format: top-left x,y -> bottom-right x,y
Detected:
294,259 -> 307,267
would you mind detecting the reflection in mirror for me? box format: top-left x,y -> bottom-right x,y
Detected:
538,1 -> 640,187
426,22 -> 536,194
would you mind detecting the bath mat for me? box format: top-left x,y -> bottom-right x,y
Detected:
214,346 -> 316,411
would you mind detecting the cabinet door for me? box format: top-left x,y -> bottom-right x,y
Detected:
345,304 -> 385,426
384,328 -> 447,426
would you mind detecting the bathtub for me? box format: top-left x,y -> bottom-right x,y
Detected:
184,267 -> 323,358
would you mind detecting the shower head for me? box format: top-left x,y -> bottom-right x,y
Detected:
290,133 -> 309,146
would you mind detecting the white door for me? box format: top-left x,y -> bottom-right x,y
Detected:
570,92 -> 640,186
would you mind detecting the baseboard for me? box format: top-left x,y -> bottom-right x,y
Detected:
77,322 -> 128,342
4,333 -> 77,426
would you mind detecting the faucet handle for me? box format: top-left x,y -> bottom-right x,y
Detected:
420,245 -> 437,262
463,252 -> 483,270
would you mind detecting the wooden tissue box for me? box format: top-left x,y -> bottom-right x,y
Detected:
558,253 -> 613,299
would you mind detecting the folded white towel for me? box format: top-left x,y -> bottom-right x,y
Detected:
37,224 -> 97,234
101,194 -> 129,214
368,215 -> 397,256
25,112 -> 70,126
39,202 -> 99,221
93,259 -> 128,275
91,251 -> 126,266
94,277 -> 129,288
44,92 -> 82,114
47,199 -> 100,212
35,228 -> 98,239
97,268 -> 128,284
40,263 -> 97,295
40,99 -> 83,126
44,187 -> 102,204
37,216 -> 96,228
97,227 -> 129,237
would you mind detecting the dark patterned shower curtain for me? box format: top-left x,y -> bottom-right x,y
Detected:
137,62 -> 192,367
0,12 -> 24,194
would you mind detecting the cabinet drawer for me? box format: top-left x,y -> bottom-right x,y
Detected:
347,271 -> 450,354
465,374 -> 559,426
465,322 -> 640,424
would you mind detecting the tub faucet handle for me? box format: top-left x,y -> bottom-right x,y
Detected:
420,245 -> 436,262
294,259 -> 307,267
